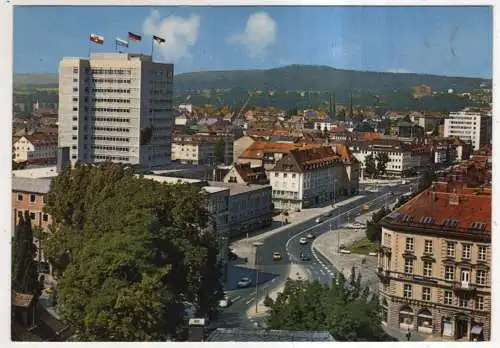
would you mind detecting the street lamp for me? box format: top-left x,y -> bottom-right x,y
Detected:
252,241 -> 264,314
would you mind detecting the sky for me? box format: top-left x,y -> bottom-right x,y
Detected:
13,6 -> 493,78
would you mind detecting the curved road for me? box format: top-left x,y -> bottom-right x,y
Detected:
215,180 -> 417,328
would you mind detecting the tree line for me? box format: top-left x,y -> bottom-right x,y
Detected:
263,269 -> 394,341
40,162 -> 224,341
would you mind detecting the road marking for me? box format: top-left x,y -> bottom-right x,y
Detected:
320,269 -> 325,275
232,296 -> 241,302
284,193 -> 390,251
245,296 -> 256,305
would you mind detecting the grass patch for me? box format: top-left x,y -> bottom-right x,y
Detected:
345,237 -> 379,255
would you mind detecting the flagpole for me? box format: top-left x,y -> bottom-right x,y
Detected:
151,37 -> 154,60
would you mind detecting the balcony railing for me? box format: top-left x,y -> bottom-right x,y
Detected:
452,281 -> 476,292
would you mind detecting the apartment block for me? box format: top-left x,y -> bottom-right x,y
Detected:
444,111 -> 491,151
58,52 -> 174,169
378,163 -> 491,341
268,146 -> 357,211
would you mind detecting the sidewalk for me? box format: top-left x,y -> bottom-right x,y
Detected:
312,211 -> 380,292
232,195 -> 365,249
246,262 -> 308,319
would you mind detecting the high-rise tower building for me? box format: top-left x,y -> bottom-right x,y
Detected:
58,52 -> 174,169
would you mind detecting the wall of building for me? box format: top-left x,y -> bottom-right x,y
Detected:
378,226 -> 491,340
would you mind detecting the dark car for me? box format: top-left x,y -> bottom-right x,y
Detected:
300,253 -> 311,261
228,251 -> 238,260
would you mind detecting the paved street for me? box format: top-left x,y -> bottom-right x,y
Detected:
213,178 -> 420,331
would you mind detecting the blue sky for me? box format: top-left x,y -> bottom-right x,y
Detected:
13,6 -> 492,77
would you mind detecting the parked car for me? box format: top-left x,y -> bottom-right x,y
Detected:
340,249 -> 351,254
218,294 -> 232,308
306,233 -> 315,239
300,253 -> 311,261
272,252 -> 282,260
228,251 -> 238,260
237,277 -> 252,288
299,237 -> 308,245
315,217 -> 322,223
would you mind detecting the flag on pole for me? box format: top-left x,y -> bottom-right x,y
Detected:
153,35 -> 166,45
128,32 -> 142,41
89,33 -> 104,44
116,38 -> 129,48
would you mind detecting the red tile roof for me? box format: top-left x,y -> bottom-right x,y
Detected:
239,141 -> 322,159
234,163 -> 269,184
386,187 -> 491,236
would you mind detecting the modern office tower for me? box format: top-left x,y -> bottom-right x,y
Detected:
444,111 -> 492,151
58,52 -> 174,169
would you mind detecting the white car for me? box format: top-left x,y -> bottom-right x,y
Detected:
315,217 -> 322,223
299,237 -> 308,245
218,294 -> 232,308
237,277 -> 252,288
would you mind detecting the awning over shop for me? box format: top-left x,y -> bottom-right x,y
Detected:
471,326 -> 483,335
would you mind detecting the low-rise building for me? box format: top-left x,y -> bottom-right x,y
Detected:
208,181 -> 272,238
13,133 -> 58,165
378,169 -> 491,341
222,163 -> 269,185
350,139 -> 433,178
233,135 -> 255,162
268,146 -> 356,211
12,177 -> 52,233
171,134 -> 233,165
237,141 -> 322,170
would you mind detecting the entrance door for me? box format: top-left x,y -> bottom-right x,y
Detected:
456,318 -> 469,340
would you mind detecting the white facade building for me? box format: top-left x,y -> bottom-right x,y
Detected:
444,111 -> 491,150
268,147 -> 353,211
58,52 -> 174,169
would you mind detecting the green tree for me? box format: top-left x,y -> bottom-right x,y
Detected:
375,153 -> 390,177
12,211 -> 39,294
44,163 -> 223,341
418,169 -> 436,192
364,154 -> 377,178
267,276 -> 387,341
365,208 -> 390,242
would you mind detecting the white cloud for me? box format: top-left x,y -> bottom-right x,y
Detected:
228,12 -> 276,57
387,68 -> 412,74
142,10 -> 200,61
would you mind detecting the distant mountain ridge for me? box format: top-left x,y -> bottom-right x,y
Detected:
14,65 -> 491,93
173,64 -> 490,94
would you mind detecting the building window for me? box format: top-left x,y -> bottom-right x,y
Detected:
30,194 -> 36,202
30,212 -> 36,220
42,213 -> 48,222
446,242 -> 455,257
405,237 -> 414,251
444,265 -> 455,281
423,261 -> 432,277
476,270 -> 486,285
422,287 -> 431,301
274,173 -> 278,177
73,87 -> 78,92
475,296 -> 484,310
404,259 -> 413,274
283,173 -> 287,178
478,246 -> 487,261
17,194 -> 23,201
403,284 -> 412,298
462,244 -> 471,259
424,240 -> 433,254
459,295 -> 468,308
444,291 -> 453,305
